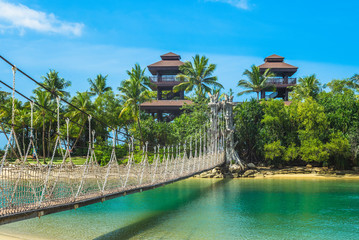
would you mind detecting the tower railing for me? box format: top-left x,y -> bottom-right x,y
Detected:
149,75 -> 179,82
266,77 -> 296,85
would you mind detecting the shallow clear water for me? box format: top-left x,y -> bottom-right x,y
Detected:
1,178 -> 359,240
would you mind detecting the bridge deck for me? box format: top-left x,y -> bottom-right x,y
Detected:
0,155 -> 224,225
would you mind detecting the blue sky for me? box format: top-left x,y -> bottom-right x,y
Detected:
1,0 -> 359,102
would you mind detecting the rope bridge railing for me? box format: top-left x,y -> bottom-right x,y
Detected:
0,60 -> 229,224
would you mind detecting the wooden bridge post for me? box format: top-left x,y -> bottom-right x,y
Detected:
223,95 -> 244,169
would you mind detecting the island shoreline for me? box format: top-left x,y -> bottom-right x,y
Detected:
193,165 -> 359,179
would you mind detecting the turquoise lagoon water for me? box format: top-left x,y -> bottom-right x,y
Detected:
0,178 -> 359,239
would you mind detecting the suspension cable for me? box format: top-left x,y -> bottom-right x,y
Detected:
0,55 -> 135,140
0,79 -> 128,144
0,80 -> 129,148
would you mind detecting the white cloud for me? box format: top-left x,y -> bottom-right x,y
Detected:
0,0 -> 84,36
207,0 -> 250,10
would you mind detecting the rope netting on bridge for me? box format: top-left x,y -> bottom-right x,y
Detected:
0,58 -> 240,223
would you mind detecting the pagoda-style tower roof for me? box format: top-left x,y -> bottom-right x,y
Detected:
148,52 -> 184,75
141,52 -> 192,121
259,54 -> 298,76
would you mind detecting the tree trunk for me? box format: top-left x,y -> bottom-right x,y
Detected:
257,92 -> 259,101
22,128 -> 25,156
0,123 -> 20,159
47,120 -> 52,158
137,108 -> 144,146
42,115 -> 46,164
35,129 -> 38,148
71,121 -> 85,152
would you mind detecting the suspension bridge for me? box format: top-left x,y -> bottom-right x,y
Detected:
0,56 -> 241,226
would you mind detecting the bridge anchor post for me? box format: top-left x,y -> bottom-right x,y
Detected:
222,95 -> 245,170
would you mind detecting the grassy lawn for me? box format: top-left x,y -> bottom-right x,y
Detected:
5,156 -> 87,165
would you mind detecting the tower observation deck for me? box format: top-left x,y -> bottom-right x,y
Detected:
258,54 -> 298,100
140,52 -> 192,121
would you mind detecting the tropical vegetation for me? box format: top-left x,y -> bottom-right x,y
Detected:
1,57 -> 359,171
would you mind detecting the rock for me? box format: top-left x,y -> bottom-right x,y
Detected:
211,169 -> 217,174
335,172 -> 345,176
200,172 -> 208,178
14,159 -> 21,165
243,169 -> 258,177
229,164 -> 242,173
247,163 -> 256,169
306,164 -> 312,168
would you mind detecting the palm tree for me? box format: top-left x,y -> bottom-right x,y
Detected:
40,70 -> 71,99
290,74 -> 321,100
67,91 -> 92,151
15,103 -> 30,156
0,98 -> 22,159
174,55 -> 223,100
33,91 -> 52,163
118,64 -> 150,145
88,74 -> 112,97
237,65 -> 275,100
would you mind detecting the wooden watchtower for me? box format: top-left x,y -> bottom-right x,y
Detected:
140,52 -> 192,121
258,54 -> 298,101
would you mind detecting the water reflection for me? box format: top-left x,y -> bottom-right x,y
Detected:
95,179 -> 229,240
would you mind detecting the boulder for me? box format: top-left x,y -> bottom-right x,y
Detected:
306,164 -> 312,168
229,164 -> 242,173
243,169 -> 258,177
199,172 -> 208,178
247,163 -> 256,169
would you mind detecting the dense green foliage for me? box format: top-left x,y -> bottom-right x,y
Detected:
1,57 -> 359,170
234,75 -> 359,169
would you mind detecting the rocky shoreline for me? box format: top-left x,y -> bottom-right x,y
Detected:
193,164 -> 359,179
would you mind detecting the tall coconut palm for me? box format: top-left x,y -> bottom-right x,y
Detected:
237,65 -> 275,100
67,91 -> 92,151
33,91 -> 52,163
15,103 -> 30,155
174,55 -> 223,100
118,64 -> 150,145
88,74 -> 112,97
290,74 -> 321,100
0,98 -> 22,159
40,70 -> 71,99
